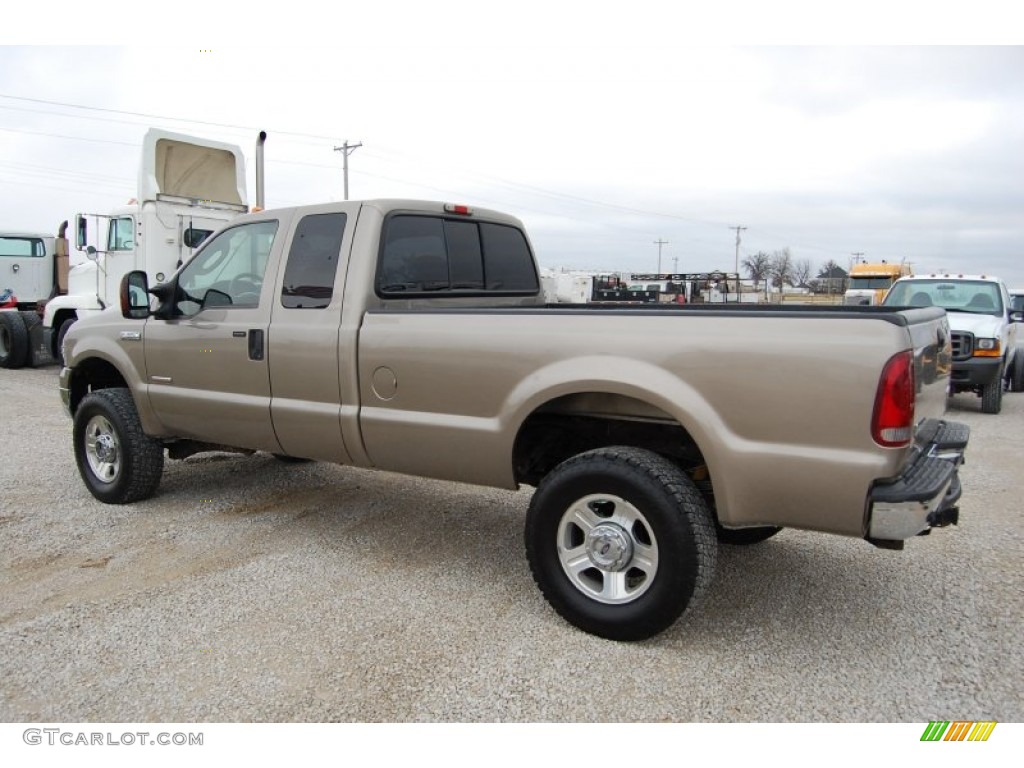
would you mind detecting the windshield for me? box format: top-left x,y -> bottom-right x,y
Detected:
848,277 -> 897,290
883,279 -> 1003,315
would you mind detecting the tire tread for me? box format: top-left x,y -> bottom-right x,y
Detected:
525,446 -> 717,640
74,388 -> 164,504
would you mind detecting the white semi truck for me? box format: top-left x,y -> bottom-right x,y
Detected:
34,128 -> 257,366
0,224 -> 67,367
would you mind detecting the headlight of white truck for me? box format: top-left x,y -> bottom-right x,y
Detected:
974,338 -> 1001,356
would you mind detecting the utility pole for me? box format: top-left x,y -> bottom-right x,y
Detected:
654,239 -> 668,274
730,225 -> 747,277
333,140 -> 363,200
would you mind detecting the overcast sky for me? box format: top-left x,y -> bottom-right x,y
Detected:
3,8 -> 1023,285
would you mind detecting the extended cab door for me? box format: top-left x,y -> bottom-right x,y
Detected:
266,206 -> 356,463
142,217 -> 284,452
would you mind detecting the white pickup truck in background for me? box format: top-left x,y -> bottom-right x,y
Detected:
883,274 -> 1024,413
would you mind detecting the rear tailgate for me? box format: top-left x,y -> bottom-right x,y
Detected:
903,305 -> 955,422
867,306 -> 968,545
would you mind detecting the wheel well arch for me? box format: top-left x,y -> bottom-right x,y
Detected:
67,357 -> 130,415
512,391 -> 713,503
49,308 -> 77,357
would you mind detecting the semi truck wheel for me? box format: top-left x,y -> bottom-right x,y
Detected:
73,388 -> 164,504
0,310 -> 28,369
55,316 -> 76,366
524,446 -> 717,641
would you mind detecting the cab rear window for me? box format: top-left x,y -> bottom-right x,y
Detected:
377,214 -> 538,296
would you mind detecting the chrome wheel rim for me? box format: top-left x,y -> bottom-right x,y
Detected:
556,493 -> 659,604
84,414 -> 121,484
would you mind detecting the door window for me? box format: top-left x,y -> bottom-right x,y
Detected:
107,217 -> 135,251
175,220 -> 279,316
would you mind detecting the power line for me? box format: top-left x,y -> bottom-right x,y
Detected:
0,93 -> 343,143
0,94 -> 862,264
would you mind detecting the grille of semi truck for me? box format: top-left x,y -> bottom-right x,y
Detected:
951,331 -> 973,362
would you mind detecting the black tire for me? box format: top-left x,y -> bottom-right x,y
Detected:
524,446 -> 717,641
55,316 -> 75,366
981,372 -> 1003,414
1009,353 -> 1024,393
715,522 -> 783,545
18,311 -> 42,366
73,388 -> 164,504
0,311 -> 28,369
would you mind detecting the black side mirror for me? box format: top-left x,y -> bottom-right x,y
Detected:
183,228 -> 211,249
202,288 -> 233,309
120,270 -> 151,319
1011,311 -> 1024,323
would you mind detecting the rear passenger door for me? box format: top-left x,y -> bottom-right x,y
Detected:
267,207 -> 354,463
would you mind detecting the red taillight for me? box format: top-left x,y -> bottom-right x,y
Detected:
443,203 -> 473,216
872,350 -> 915,447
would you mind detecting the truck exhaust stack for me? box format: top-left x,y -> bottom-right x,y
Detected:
255,131 -> 267,211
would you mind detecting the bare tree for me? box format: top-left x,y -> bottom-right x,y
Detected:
792,258 -> 812,288
741,251 -> 771,283
768,248 -> 794,288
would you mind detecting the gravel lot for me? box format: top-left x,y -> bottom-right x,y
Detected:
1,364 -> 1021,722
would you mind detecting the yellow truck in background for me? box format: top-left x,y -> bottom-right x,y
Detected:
844,262 -> 912,306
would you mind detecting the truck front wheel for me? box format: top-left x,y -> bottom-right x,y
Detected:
981,372 -> 1003,414
73,388 -> 164,504
524,446 -> 717,641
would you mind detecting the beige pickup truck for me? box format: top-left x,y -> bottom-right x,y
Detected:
60,199 -> 969,640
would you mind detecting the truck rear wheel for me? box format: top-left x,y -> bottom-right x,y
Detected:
524,446 -> 717,641
73,388 -> 164,504
0,311 -> 28,369
981,373 -> 1003,414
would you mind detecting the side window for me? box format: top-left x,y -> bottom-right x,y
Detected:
281,212 -> 347,309
107,217 -> 134,251
0,237 -> 45,257
377,214 -> 537,296
175,220 -> 279,316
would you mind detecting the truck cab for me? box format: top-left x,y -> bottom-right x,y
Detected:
844,262 -> 912,306
43,128 -> 249,362
0,228 -> 66,369
883,273 -> 1021,412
